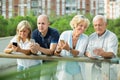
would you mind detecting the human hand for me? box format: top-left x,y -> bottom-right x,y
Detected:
85,52 -> 92,57
56,40 -> 65,51
4,48 -> 13,54
30,43 -> 40,54
57,40 -> 70,51
62,41 -> 70,51
93,48 -> 104,56
12,44 -> 21,52
54,40 -> 63,56
30,39 -> 35,44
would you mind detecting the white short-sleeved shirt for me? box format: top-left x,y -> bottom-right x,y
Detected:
86,29 -> 118,57
10,36 -> 42,68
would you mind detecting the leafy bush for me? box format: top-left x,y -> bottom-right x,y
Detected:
51,14 -> 74,33
0,16 -> 8,37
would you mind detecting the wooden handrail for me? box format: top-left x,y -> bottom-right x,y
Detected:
0,52 -> 119,64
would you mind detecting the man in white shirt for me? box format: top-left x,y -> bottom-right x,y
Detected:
85,15 -> 118,80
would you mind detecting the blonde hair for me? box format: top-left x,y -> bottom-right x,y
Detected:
16,20 -> 32,42
70,15 -> 90,29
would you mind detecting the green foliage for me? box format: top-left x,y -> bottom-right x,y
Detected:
107,18 -> 120,41
24,15 -> 37,30
6,16 -> 23,36
1,13 -> 119,39
51,14 -> 74,33
84,13 -> 94,35
1,15 -> 37,36
0,16 -> 8,37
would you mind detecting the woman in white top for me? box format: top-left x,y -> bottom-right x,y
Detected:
54,15 -> 90,80
4,20 -> 41,80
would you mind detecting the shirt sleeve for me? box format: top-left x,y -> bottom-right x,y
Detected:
107,35 -> 118,56
51,30 -> 60,43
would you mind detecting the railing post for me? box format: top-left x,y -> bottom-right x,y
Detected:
101,62 -> 110,80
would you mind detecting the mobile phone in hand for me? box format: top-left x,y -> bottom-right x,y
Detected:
60,40 -> 65,43
30,39 -> 35,44
12,42 -> 18,47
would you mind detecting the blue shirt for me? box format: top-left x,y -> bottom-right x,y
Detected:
32,27 -> 60,54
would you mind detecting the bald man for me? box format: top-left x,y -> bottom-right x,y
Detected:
30,14 -> 60,80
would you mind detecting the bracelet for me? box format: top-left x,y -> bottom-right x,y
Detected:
56,50 -> 61,53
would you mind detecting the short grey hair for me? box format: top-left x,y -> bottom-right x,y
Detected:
93,15 -> 107,23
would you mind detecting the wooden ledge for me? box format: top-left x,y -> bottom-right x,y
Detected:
0,53 -> 119,64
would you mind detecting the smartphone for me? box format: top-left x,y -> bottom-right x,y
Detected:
12,42 -> 18,47
30,39 -> 35,44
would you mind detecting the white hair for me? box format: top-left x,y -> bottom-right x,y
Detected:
93,15 -> 107,23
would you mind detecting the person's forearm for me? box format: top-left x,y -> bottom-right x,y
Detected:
101,52 -> 115,58
18,49 -> 31,55
38,47 -> 54,55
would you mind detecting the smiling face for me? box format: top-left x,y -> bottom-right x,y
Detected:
18,27 -> 30,40
37,15 -> 50,36
93,18 -> 107,36
17,20 -> 32,41
70,15 -> 90,36
74,22 -> 87,35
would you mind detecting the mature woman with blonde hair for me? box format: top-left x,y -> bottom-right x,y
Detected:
54,15 -> 90,80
